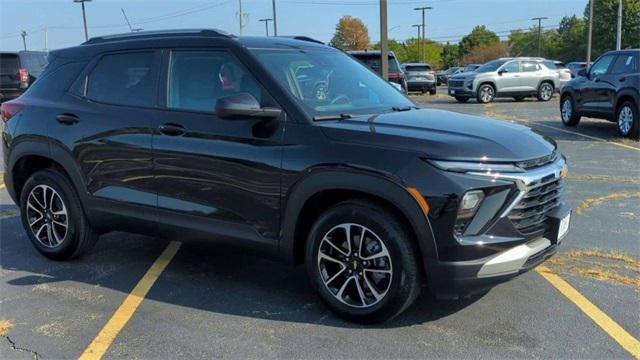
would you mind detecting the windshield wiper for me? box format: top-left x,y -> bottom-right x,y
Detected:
313,113 -> 353,121
391,105 -> 416,112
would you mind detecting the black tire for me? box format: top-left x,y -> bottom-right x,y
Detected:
305,200 -> 421,323
476,84 -> 495,103
537,82 -> 554,101
560,95 -> 581,127
19,169 -> 97,260
455,96 -> 469,103
429,89 -> 436,95
513,96 -> 525,101
616,100 -> 639,139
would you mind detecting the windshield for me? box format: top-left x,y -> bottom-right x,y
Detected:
251,48 -> 413,118
475,60 -> 508,73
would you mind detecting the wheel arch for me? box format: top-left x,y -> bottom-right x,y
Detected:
615,90 -> 639,113
280,169 -> 438,279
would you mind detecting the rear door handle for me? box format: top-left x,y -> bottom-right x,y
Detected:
619,76 -> 626,82
158,123 -> 185,136
56,113 -> 79,125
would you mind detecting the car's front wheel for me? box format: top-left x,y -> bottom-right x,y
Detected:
560,95 -> 581,126
476,84 -> 495,103
617,100 -> 639,139
19,169 -> 97,260
429,88 -> 436,95
305,200 -> 421,323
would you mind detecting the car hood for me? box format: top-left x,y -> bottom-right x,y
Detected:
450,71 -> 478,80
318,109 -> 555,162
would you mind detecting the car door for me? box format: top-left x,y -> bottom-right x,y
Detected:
607,53 -> 638,111
520,61 -> 543,92
152,48 -> 284,246
495,60 -> 521,93
580,54 -> 615,114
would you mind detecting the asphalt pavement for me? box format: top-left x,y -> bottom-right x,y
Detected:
1,88 -> 638,359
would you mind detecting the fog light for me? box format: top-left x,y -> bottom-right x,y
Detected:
454,190 -> 485,236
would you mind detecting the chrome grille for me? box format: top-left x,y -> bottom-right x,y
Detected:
508,174 -> 564,236
449,80 -> 464,88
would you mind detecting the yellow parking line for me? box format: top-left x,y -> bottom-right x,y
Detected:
576,191 -> 640,215
0,184 -> 5,190
79,241 -> 181,360
536,266 -> 640,359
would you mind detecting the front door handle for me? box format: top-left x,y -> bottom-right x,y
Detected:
159,123 -> 185,136
56,113 -> 79,125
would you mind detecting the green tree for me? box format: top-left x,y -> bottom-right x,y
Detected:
329,16 -> 371,51
586,0 -> 640,58
459,25 -> 500,59
508,27 -> 561,59
555,15 -> 587,61
373,38 -> 443,67
441,42 -> 460,68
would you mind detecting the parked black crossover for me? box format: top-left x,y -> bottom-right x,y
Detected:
560,49 -> 639,139
1,30 -> 571,323
0,51 -> 48,102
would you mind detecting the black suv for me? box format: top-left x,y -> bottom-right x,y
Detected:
1,30 -> 571,323
1,51 -> 48,102
560,49 -> 639,139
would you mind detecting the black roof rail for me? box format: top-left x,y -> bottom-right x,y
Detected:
83,29 -> 234,45
279,36 -> 325,45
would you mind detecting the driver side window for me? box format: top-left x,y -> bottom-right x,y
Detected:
502,61 -> 520,73
589,55 -> 614,77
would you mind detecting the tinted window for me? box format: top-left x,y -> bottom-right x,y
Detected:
589,55 -> 615,76
476,60 -> 507,73
87,52 -> 158,107
522,62 -> 540,72
405,65 -> 431,72
502,61 -> 520,73
19,52 -> 48,77
168,50 -> 269,112
352,55 -> 401,72
0,54 -> 19,74
609,54 -> 638,74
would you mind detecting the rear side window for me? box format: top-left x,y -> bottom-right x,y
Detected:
1,54 -> 19,74
405,65 -> 431,72
609,54 -> 638,74
87,51 -> 158,107
522,62 -> 541,72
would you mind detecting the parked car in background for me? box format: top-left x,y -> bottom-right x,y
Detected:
0,51 -> 48,102
448,57 -> 559,103
348,50 -> 407,93
560,49 -> 639,139
462,64 -> 481,73
566,61 -> 587,78
1,29 -> 571,323
401,63 -> 436,94
543,60 -> 572,90
436,66 -> 461,85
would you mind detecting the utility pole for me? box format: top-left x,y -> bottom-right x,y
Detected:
412,24 -> 422,62
238,0 -> 244,35
272,0 -> 278,36
74,0 -> 91,41
380,0 -> 388,80
44,26 -> 48,52
586,0 -> 594,68
616,0 -> 622,50
414,6 -> 432,63
121,8 -> 143,32
20,30 -> 27,50
532,17 -> 548,57
259,18 -> 273,36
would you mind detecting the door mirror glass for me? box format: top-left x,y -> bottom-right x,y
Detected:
215,92 -> 281,119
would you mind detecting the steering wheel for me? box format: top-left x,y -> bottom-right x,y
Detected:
330,94 -> 351,105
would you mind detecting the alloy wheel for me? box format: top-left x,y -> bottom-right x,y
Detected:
561,98 -> 572,122
618,105 -> 633,135
480,86 -> 494,103
540,84 -> 553,101
26,185 -> 68,248
317,223 -> 393,308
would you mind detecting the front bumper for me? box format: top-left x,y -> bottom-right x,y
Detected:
447,87 -> 474,98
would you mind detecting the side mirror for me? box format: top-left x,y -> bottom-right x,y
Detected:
214,93 -> 281,120
498,69 -> 506,75
577,69 -> 587,78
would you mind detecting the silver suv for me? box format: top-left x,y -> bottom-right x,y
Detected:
447,57 -> 559,103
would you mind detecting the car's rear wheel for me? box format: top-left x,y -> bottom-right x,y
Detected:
537,82 -> 554,101
20,169 -> 97,260
560,95 -> 580,126
455,96 -> 469,103
476,84 -> 495,103
617,100 -> 639,139
305,200 -> 421,323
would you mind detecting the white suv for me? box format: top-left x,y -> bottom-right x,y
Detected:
447,57 -> 560,103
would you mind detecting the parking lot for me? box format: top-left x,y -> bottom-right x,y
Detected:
1,89 -> 638,359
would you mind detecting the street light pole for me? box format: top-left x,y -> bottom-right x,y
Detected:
586,0 -> 594,68
414,6 -> 432,63
380,0 -> 388,81
532,17 -> 548,57
272,0 -> 278,36
259,18 -> 273,36
20,30 -> 27,50
73,0 -> 91,41
412,24 -> 422,62
616,0 -> 622,50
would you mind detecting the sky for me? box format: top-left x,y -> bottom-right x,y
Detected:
0,0 -> 587,52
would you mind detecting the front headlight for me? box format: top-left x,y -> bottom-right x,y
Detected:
429,160 -> 524,174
